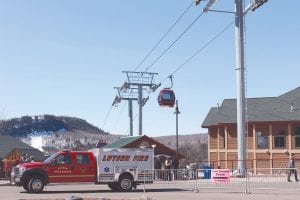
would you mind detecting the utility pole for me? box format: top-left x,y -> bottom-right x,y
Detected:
195,0 -> 268,176
235,0 -> 246,177
174,100 -> 180,158
128,99 -> 133,136
234,0 -> 269,177
113,71 -> 159,136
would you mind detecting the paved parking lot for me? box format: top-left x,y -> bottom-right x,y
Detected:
1,181 -> 300,200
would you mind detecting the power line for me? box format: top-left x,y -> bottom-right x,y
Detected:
126,21 -> 235,134
111,101 -> 127,133
101,104 -> 113,130
109,3 -> 195,135
145,10 -> 206,71
134,1 -> 194,71
110,1 -> 226,134
160,21 -> 235,83
114,2 -> 206,135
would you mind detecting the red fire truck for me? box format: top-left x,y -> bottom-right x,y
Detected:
11,148 -> 154,193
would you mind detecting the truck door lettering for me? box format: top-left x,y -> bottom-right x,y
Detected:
102,155 -> 130,161
133,155 -> 149,161
116,155 -> 130,161
102,155 -> 112,161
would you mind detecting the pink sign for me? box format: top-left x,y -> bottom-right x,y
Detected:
211,169 -> 230,182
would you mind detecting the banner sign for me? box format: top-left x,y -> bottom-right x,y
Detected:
211,169 -> 230,182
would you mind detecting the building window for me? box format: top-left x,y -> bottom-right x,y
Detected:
257,131 -> 268,148
274,130 -> 285,148
295,126 -> 300,148
140,140 -> 150,148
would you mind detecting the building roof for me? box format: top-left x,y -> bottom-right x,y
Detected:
0,135 -> 43,159
12,148 -> 45,161
202,87 -> 300,127
104,135 -> 185,159
104,136 -> 141,148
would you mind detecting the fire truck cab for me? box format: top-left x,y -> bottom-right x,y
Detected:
11,148 -> 154,193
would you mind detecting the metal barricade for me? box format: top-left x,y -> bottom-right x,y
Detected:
246,168 -> 299,193
139,167 -> 299,194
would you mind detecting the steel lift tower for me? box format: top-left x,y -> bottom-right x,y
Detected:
113,71 -> 159,136
196,0 -> 268,176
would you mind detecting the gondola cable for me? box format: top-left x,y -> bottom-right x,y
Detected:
134,1 -> 194,71
145,10 -> 206,72
102,2 -> 196,132
122,21 -> 235,133
160,21 -> 234,84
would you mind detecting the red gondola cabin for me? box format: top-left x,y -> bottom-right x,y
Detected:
158,89 -> 176,107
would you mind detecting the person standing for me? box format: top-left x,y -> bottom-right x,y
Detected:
172,156 -> 179,180
287,153 -> 299,182
25,154 -> 31,163
20,154 -> 27,163
165,158 -> 172,181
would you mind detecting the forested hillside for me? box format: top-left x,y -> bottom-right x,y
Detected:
0,114 -> 106,137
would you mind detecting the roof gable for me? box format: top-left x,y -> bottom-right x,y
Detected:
202,87 -> 300,127
278,87 -> 300,101
104,136 -> 142,148
18,149 -> 45,161
0,135 -> 36,159
7,148 -> 45,161
104,135 -> 185,159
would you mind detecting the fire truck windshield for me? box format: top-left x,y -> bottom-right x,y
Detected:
43,152 -> 59,164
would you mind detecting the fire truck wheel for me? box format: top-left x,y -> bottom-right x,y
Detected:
118,175 -> 133,192
22,183 -> 29,192
22,177 -> 30,192
107,183 -> 119,191
27,176 -> 44,193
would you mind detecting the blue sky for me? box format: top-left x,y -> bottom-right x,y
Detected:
0,0 -> 299,137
